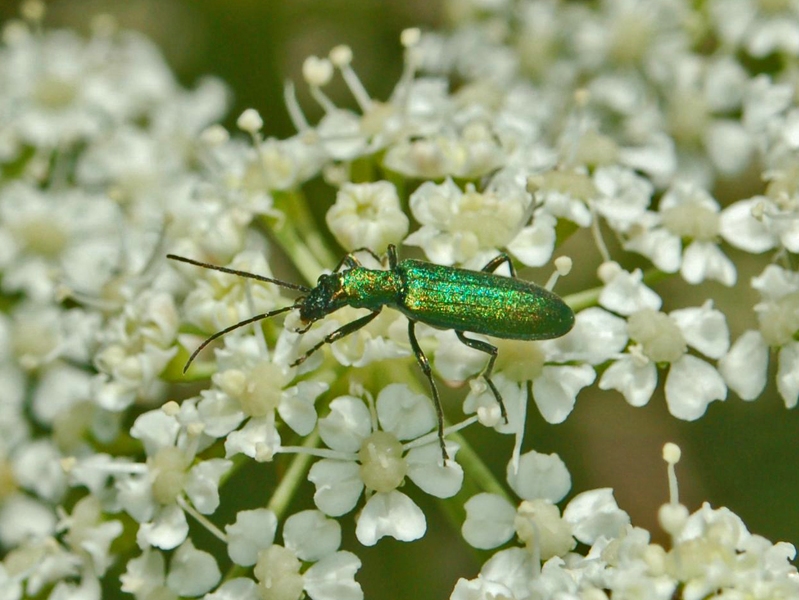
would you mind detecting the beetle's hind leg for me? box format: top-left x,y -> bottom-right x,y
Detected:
455,331 -> 508,424
408,320 -> 448,462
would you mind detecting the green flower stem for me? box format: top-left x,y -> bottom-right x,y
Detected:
268,189 -> 338,284
268,429 -> 321,519
450,429 -> 511,500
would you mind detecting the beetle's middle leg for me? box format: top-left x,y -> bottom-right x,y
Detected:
408,320 -> 448,462
455,331 -> 508,424
291,309 -> 381,367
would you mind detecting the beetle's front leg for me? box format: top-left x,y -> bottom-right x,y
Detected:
291,309 -> 381,367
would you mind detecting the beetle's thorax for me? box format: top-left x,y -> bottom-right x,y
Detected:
299,267 -> 401,323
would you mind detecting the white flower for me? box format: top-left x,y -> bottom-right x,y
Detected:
459,309 -> 605,429
178,250 -> 285,335
307,385 -> 463,545
121,542 -> 221,599
720,194 -> 799,254
597,261 -> 662,316
625,182 -> 736,286
720,264 -> 799,407
196,335 -> 328,462
562,488 -> 630,545
404,178 -> 530,268
112,406 -> 232,550
225,509 -> 277,567
600,303 -> 730,419
57,495 -> 123,576
325,181 -> 409,253
462,451 -> 573,557
245,510 -> 362,600
0,183 -> 122,302
709,0 -> 799,58
592,166 -> 654,234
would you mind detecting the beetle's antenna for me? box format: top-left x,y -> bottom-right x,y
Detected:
166,254 -> 312,293
183,303 -> 301,373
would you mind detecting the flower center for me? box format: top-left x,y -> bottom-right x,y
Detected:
660,202 -> 719,241
358,430 -> 407,493
34,76 -> 77,109
513,499 -> 575,560
17,218 -> 68,257
239,362 -> 287,417
627,309 -> 687,364
758,291 -> 799,347
495,339 -> 546,382
254,545 -> 303,600
151,447 -> 189,505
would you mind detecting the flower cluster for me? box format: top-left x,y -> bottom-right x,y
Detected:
1,0 -> 798,598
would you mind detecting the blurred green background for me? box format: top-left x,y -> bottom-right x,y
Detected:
3,1 -> 797,597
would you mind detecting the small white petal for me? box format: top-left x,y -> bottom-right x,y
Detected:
599,268 -> 662,316
507,451 -> 571,503
563,488 -> 630,544
303,551 -> 363,600
720,198 -> 776,253
307,460 -> 363,517
0,495 -> 56,546
202,578 -> 259,600
480,547 -> 535,598
225,509 -> 277,567
278,382 -> 323,436
704,119 -> 753,175
670,302 -> 730,359
197,391 -> 245,438
283,510 -> 341,562
549,307 -> 628,364
681,241 -> 736,287
532,365 -> 595,424
406,441 -> 463,498
506,215 -> 556,267
777,343 -> 799,409
665,355 -> 727,421
434,329 -> 487,382
355,490 -> 426,546
130,411 -> 179,456
166,540 -> 221,597
224,416 -> 280,460
462,493 -> 516,550
626,228 -> 681,273
137,505 -> 189,550
718,330 -> 768,401
376,383 -> 436,441
185,459 -> 231,514
599,356 -> 657,407
318,396 -> 372,453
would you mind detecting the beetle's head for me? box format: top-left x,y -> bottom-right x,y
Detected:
299,273 -> 347,323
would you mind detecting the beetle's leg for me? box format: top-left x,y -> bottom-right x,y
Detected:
291,309 -> 381,367
481,252 -> 517,278
386,244 -> 398,269
455,331 -> 508,424
408,320 -> 448,462
332,253 -> 362,273
346,247 -> 384,264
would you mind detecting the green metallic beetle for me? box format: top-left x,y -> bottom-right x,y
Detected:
167,245 -> 575,460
